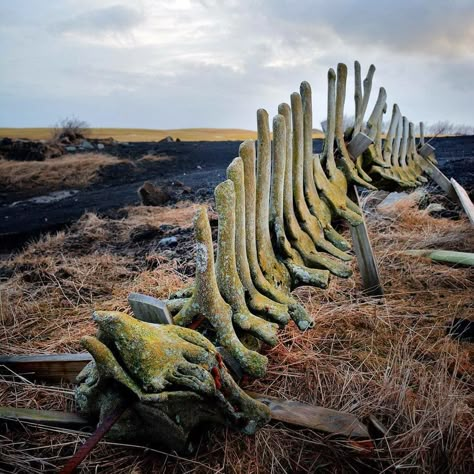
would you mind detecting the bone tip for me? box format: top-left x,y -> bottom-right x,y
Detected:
215,179 -> 234,199
278,102 -> 290,115
337,62 -> 347,75
300,81 -> 311,95
328,68 -> 336,80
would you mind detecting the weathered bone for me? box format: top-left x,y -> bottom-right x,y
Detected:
408,122 -> 428,182
299,82 -> 353,260
76,311 -> 270,452
255,109 -> 294,291
314,69 -> 363,225
215,179 -> 279,346
226,157 -> 290,326
174,206 -> 267,377
370,104 -> 414,187
270,113 -> 330,290
289,94 -> 350,251
289,92 -> 352,277
334,63 -> 376,190
240,140 -> 310,327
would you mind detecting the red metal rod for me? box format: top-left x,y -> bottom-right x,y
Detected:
59,403 -> 127,474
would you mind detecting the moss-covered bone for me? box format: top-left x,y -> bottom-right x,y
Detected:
76,311 -> 270,452
270,113 -> 330,294
299,82 -> 353,260
334,63 -> 376,190
226,157 -> 290,326
215,179 -> 279,345
174,206 -> 268,377
312,70 -> 363,226
240,139 -> 309,326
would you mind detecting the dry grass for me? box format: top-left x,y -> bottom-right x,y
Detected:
0,128 -> 327,142
0,192 -> 473,472
0,153 -> 130,193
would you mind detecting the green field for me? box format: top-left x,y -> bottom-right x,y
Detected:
0,127 -> 326,142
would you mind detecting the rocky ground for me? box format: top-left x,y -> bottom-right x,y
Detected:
1,136 -> 473,251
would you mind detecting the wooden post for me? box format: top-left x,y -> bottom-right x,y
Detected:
349,186 -> 384,297
451,178 -> 474,225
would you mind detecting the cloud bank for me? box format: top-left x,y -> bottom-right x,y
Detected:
0,0 -> 472,129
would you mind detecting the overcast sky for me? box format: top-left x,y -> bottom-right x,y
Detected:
1,0 -> 473,130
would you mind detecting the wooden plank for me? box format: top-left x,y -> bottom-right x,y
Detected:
418,142 -> 435,158
0,406 -> 89,429
420,158 -> 458,201
451,178 -> 474,225
0,353 -> 92,383
347,132 -> 373,160
128,292 -> 173,324
248,392 -> 369,438
1,355 -> 370,439
349,186 -> 384,297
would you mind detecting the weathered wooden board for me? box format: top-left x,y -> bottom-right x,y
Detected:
347,132 -> 373,160
0,353 -> 92,383
128,292 -> 173,324
349,186 -> 384,297
247,392 -> 369,438
420,158 -> 458,201
0,406 -> 89,429
1,354 -> 370,439
451,178 -> 474,225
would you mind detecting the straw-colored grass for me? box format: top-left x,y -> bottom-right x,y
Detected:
0,153 -> 130,193
0,192 -> 473,472
0,128 -> 326,142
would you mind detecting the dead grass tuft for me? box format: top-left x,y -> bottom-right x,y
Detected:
0,153 -> 130,193
0,191 -> 473,472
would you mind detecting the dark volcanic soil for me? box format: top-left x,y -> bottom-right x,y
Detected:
1,136 -> 474,250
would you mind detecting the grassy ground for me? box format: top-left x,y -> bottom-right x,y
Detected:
0,128 -> 326,142
0,192 -> 473,472
0,153 -> 130,194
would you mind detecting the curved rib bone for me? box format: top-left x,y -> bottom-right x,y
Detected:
290,93 -> 352,277
270,113 -> 330,291
226,157 -> 290,326
240,140 -> 310,327
215,179 -> 279,346
314,70 -> 363,225
300,81 -> 351,261
174,206 -> 267,377
281,98 -> 349,251
334,63 -> 376,190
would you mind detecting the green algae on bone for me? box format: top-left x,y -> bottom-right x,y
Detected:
240,140 -> 309,324
334,63 -> 376,190
215,179 -> 279,345
270,113 -> 329,295
174,206 -> 268,377
226,157 -> 290,326
76,311 -> 270,452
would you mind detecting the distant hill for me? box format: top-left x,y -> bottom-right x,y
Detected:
0,127 -> 325,142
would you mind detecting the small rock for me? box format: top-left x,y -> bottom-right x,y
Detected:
377,192 -> 408,209
158,136 -> 174,143
97,143 -> 105,150
138,181 -> 171,206
197,165 -> 202,170
80,140 -> 94,150
65,146 -> 77,152
158,236 -> 178,248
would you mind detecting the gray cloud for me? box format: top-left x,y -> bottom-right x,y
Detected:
53,4 -> 144,38
0,0 -> 472,129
